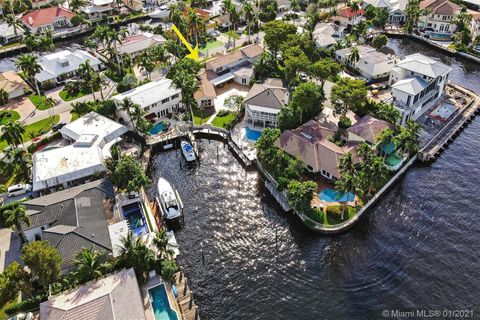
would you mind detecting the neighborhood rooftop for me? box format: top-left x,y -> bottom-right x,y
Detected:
395,53 -> 452,78
112,78 -> 180,108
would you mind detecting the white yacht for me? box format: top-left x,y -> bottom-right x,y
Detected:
181,140 -> 196,162
157,177 -> 183,220
149,5 -> 169,19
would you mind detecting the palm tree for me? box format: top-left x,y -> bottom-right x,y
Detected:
399,120 -> 421,155
350,0 -> 360,13
73,247 -> 110,283
171,71 -> 199,120
129,103 -> 146,128
339,152 -> 355,176
348,47 -> 360,70
71,101 -> 91,117
69,0 -> 87,12
186,8 -> 200,45
3,204 -> 30,243
229,6 -> 241,48
152,228 -> 174,260
118,232 -> 155,283
119,97 -> 139,128
335,174 -> 355,220
352,20 -> 368,41
16,53 -> 42,96
137,51 -> 155,81
377,128 -> 396,157
0,120 -> 25,147
78,60 -> 97,101
243,2 -> 254,43
4,13 -> 22,37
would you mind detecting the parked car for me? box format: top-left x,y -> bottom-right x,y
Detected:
52,122 -> 66,132
7,184 -> 32,197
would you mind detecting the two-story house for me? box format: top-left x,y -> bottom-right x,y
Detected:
388,53 -> 452,124
21,7 -> 76,34
418,0 -> 461,40
82,0 -> 115,21
335,45 -> 396,81
112,78 -> 182,125
333,6 -> 365,28
362,0 -> 408,24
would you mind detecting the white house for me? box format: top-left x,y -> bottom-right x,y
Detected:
0,71 -> 29,99
418,0 -> 461,40
21,7 -> 76,34
82,0 -> 115,21
0,22 -> 25,44
31,0 -> 58,8
335,45 -> 396,81
35,49 -> 102,86
112,78 -> 182,125
362,0 -> 408,23
312,23 -> 344,48
388,53 -> 452,124
31,112 -> 128,192
333,6 -> 365,27
116,32 -> 166,59
244,78 -> 288,129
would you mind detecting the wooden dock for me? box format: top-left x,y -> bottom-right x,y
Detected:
419,86 -> 480,162
174,272 -> 200,320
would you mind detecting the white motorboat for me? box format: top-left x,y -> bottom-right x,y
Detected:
166,230 -> 180,258
149,6 -> 169,19
181,140 -> 196,162
157,178 -> 183,220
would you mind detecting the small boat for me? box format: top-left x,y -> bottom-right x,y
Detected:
157,178 -> 183,220
149,6 -> 169,19
166,230 -> 180,258
181,140 -> 196,162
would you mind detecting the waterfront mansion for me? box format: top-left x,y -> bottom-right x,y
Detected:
388,53 -> 452,124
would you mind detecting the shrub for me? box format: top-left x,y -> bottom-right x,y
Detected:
338,115 -> 352,129
217,110 -> 230,117
5,294 -> 47,315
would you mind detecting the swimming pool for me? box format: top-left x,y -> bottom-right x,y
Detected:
427,32 -> 452,41
318,188 -> 354,203
148,122 -> 167,135
245,127 -> 262,141
121,202 -> 149,237
148,284 -> 179,320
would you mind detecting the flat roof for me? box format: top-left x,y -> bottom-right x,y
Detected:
32,145 -> 105,191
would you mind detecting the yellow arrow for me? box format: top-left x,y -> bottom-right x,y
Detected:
171,25 -> 199,61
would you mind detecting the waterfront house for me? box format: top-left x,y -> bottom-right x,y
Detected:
312,23 -> 345,48
205,43 -> 263,87
35,49 -> 102,87
244,78 -> 288,129
362,0 -> 408,23
40,268 -> 147,319
335,45 -> 396,81
21,7 -> 76,34
0,71 -> 28,99
277,119 -> 360,179
346,115 -> 395,145
115,32 -> 166,59
81,0 -> 115,21
32,112 -> 128,192
195,71 -> 217,108
417,0 -> 461,40
0,22 -> 24,44
112,78 -> 182,124
21,179 -> 116,272
31,0 -> 58,8
388,53 -> 452,124
333,6 -> 365,27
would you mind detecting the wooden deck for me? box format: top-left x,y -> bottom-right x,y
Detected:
174,272 -> 200,320
419,85 -> 480,162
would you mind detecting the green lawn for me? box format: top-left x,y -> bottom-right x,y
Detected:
193,107 -> 215,125
200,40 -> 223,54
324,205 -> 357,226
211,111 -> 237,128
59,88 -> 89,101
0,110 -> 20,125
0,115 -> 60,150
28,95 -> 53,110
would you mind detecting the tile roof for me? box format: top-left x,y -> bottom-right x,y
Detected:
244,80 -> 288,110
420,0 -> 461,15
338,6 -> 365,18
21,7 -> 75,28
22,179 -> 115,270
116,32 -> 166,55
40,268 -> 146,320
346,115 -> 394,144
194,71 -> 217,100
0,71 -> 28,95
206,44 -> 263,70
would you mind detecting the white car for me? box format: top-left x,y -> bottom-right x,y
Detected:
7,184 -> 32,197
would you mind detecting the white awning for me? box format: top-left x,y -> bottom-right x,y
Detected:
211,72 -> 235,86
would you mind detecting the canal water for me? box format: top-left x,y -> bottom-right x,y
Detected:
148,38 -> 480,320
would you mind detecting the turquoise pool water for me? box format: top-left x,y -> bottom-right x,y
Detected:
385,153 -> 403,166
149,122 -> 167,135
427,32 -> 452,40
318,188 -> 354,203
245,127 -> 262,141
149,284 -> 179,320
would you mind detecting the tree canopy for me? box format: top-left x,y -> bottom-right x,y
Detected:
21,241 -> 62,292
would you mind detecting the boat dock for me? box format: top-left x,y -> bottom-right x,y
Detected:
419,85 -> 480,162
174,271 -> 201,320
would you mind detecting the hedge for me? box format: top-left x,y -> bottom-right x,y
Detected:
5,294 -> 47,316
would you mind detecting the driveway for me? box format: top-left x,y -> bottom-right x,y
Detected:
0,228 -> 22,272
2,96 -> 36,121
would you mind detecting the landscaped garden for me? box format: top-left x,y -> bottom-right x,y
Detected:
58,87 -> 90,102
211,111 -> 237,129
0,115 -> 59,150
0,110 -> 20,125
193,107 -> 215,125
28,95 -> 54,110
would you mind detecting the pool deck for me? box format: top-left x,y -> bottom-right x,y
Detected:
143,275 -> 183,320
311,180 -> 359,211
174,271 -> 201,320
